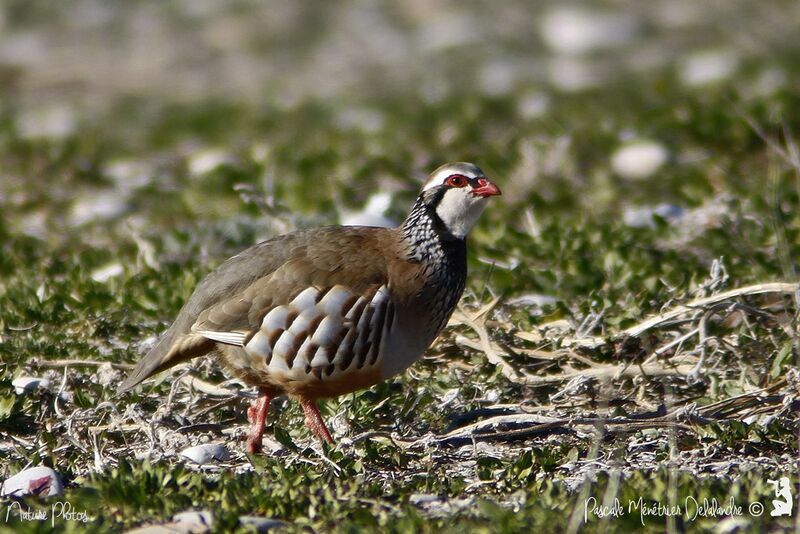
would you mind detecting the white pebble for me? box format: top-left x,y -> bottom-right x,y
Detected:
91,262 -> 124,283
1,467 -> 63,497
680,50 -> 738,86
188,148 -> 235,176
12,376 -> 50,395
540,7 -> 638,55
409,494 -> 440,505
173,510 -> 214,528
69,191 -> 129,226
611,141 -> 668,180
104,159 -> 153,190
517,92 -> 550,120
623,204 -> 685,228
180,444 -> 230,465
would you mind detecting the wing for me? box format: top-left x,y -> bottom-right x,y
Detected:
202,283 -> 394,384
117,226 -> 397,394
189,229 -> 398,382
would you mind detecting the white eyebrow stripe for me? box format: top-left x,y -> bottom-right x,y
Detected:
421,166 -> 482,192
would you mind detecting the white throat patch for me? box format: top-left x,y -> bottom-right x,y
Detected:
435,188 -> 489,239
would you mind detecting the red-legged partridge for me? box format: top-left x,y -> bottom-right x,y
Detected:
118,162 -> 501,452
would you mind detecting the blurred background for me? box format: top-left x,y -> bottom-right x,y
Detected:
1,0 -> 799,309
3,1 -> 796,114
2,5 -> 800,529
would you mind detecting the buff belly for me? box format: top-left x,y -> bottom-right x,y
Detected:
217,343 -> 383,399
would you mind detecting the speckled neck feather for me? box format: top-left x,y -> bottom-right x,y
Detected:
400,192 -> 467,337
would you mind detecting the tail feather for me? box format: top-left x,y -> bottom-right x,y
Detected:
117,331 -> 214,394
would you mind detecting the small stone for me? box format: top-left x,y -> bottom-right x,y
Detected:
1,466 -> 63,497
409,493 -> 440,506
173,510 -> 214,529
680,50 -> 738,86
105,159 -> 153,190
188,149 -> 234,176
517,91 -> 550,120
623,204 -> 684,228
69,191 -> 129,226
540,7 -> 638,55
180,444 -> 230,465
91,262 -> 124,283
12,376 -> 50,395
611,141 -> 668,180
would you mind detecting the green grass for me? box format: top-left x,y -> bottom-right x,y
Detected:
1,2 -> 800,532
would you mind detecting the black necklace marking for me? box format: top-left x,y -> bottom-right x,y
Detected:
400,189 -> 468,337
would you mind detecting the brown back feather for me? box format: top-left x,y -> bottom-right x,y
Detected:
117,226 -> 407,393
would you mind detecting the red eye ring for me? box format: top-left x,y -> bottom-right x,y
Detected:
445,174 -> 468,188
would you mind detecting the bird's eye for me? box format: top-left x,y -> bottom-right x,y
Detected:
445,174 -> 468,187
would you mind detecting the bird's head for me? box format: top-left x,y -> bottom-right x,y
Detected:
418,162 -> 501,239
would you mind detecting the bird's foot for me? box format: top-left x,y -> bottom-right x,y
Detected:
299,397 -> 334,444
246,388 -> 275,454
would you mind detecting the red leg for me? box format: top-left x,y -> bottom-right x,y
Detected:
299,397 -> 334,444
246,387 -> 275,454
